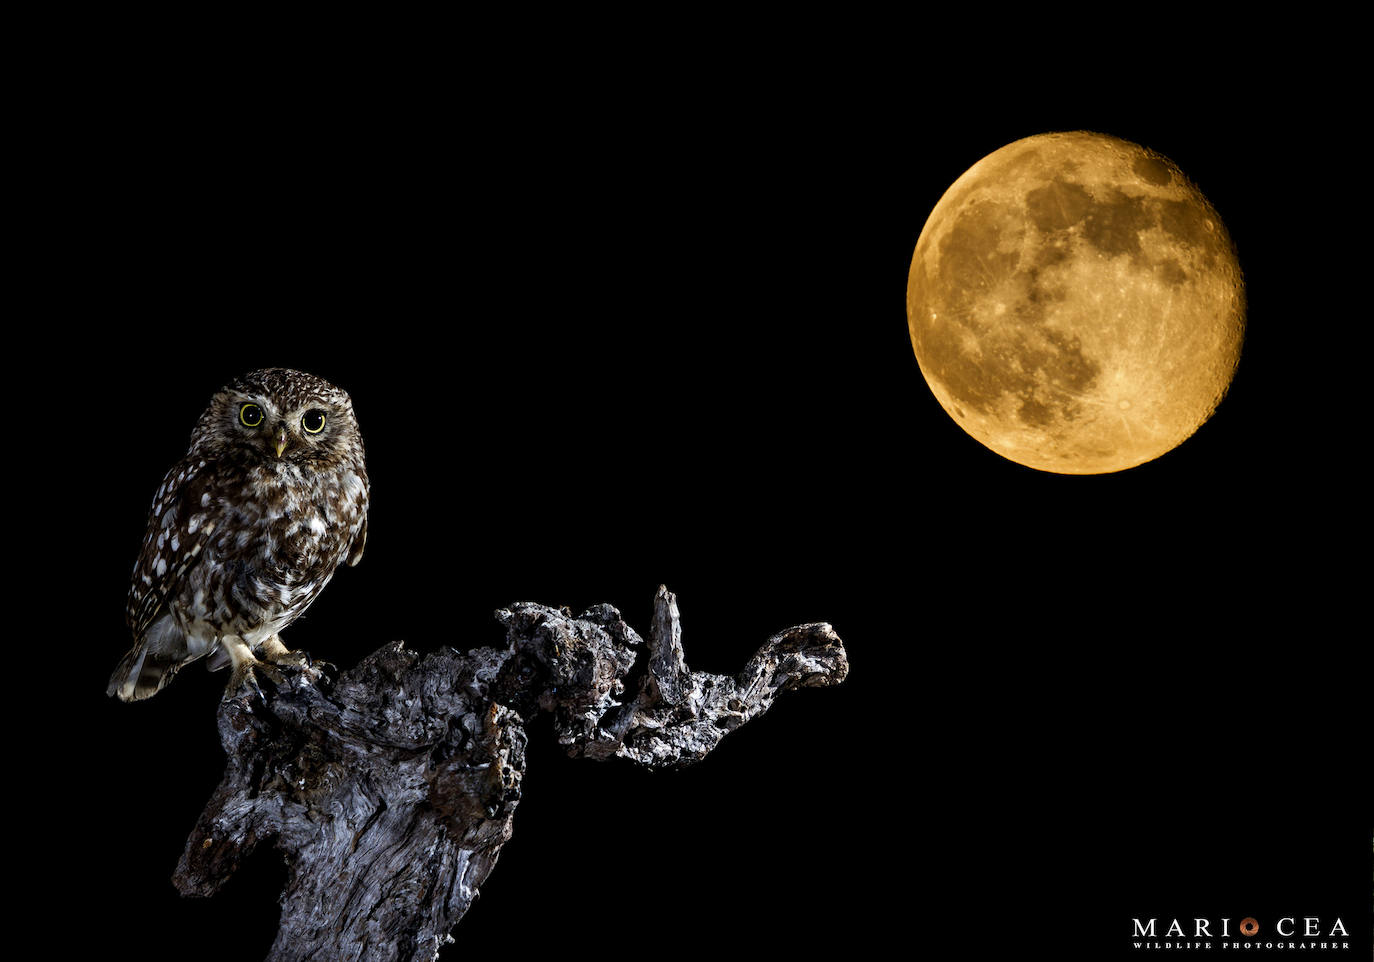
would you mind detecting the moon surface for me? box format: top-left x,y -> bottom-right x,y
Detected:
906,131 -> 1245,474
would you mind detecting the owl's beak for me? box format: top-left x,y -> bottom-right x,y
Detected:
273,425 -> 290,458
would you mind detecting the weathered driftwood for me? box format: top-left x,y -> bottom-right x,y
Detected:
173,586 -> 849,962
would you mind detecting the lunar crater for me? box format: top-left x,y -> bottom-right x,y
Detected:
1131,153 -> 1174,186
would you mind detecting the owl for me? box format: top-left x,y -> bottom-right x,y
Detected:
107,368 -> 370,702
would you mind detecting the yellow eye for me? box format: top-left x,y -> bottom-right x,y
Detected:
239,403 -> 264,428
301,409 -> 327,434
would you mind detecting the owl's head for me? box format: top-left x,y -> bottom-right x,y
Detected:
192,368 -> 364,466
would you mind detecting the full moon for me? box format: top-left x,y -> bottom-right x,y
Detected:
906,131 -> 1245,474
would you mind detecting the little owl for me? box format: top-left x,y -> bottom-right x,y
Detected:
108,368 -> 370,701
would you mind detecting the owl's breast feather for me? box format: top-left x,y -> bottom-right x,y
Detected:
203,461 -> 365,593
274,465 -> 361,560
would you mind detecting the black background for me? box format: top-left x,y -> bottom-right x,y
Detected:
34,16 -> 1367,961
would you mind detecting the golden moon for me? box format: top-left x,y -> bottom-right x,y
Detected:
906,131 -> 1245,474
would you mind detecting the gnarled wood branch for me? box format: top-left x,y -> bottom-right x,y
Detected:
172,586 -> 848,962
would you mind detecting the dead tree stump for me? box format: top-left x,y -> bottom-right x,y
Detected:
172,586 -> 849,961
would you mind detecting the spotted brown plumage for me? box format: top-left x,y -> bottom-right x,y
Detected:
108,368 -> 370,701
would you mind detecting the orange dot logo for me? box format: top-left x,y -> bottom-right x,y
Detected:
1240,918 -> 1260,936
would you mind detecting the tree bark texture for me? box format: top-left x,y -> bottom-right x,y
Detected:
172,586 -> 849,962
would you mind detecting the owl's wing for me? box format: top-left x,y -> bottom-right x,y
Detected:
125,458 -> 221,641
346,513 -> 367,567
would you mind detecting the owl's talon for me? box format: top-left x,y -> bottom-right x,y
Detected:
260,639 -> 316,669
223,672 -> 263,705
223,656 -> 280,703
258,639 -> 331,689
295,658 -> 332,688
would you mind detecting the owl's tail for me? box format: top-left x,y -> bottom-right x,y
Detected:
107,615 -> 196,701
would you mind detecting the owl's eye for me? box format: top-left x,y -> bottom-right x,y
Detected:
239,403 -> 264,428
301,409 -> 327,434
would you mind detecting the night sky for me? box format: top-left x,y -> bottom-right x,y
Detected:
41,23 -> 1366,962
